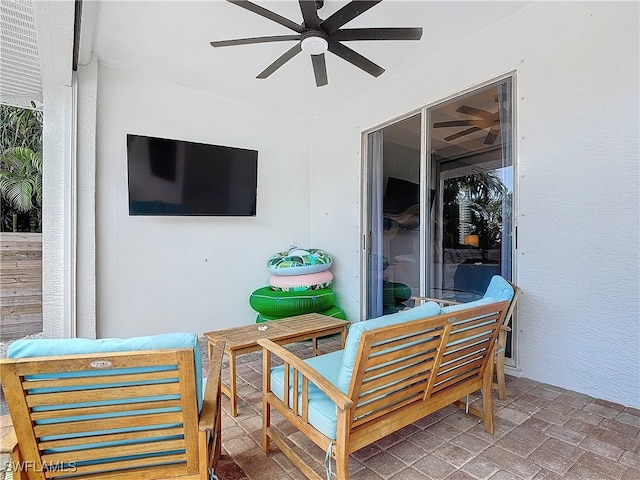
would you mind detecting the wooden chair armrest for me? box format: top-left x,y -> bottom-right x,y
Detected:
500,325 -> 511,332
258,338 -> 353,412
411,296 -> 461,307
0,428 -> 18,454
199,340 -> 225,432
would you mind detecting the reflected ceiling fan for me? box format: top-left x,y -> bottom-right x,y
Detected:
433,105 -> 501,145
210,0 -> 423,87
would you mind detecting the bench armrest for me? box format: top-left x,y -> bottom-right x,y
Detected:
0,428 -> 18,454
258,338 -> 353,412
199,341 -> 225,432
412,296 -> 461,307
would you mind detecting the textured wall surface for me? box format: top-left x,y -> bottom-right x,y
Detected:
309,2 -> 639,407
44,1 -> 639,408
95,66 -> 311,337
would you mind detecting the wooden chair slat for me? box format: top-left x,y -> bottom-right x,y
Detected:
26,383 -> 181,408
33,411 -> 184,437
41,438 -> 186,465
38,426 -> 185,450
30,399 -> 182,421
46,454 -> 188,479
22,369 -> 179,390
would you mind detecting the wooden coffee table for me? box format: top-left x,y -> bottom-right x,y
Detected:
203,312 -> 348,417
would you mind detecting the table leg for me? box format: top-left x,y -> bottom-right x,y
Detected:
312,337 -> 321,356
228,351 -> 238,417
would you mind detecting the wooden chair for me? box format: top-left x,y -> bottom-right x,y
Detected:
413,278 -> 521,399
0,334 -> 225,480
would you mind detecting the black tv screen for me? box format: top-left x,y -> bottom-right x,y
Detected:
126,134 -> 258,216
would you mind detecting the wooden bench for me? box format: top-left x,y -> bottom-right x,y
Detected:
259,300 -> 509,480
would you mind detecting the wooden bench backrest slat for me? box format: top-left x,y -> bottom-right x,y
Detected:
351,303 -> 507,432
361,357 -> 437,393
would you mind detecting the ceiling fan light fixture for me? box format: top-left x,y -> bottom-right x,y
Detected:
301,35 -> 328,55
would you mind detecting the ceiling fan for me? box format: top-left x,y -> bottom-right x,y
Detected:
210,0 -> 423,87
433,105 -> 502,145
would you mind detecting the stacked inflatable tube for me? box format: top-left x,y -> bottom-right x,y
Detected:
256,305 -> 347,323
249,286 -> 336,317
250,246 -> 346,322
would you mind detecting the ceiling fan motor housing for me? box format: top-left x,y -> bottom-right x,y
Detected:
301,31 -> 329,55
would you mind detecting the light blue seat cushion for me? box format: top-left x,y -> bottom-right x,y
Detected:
270,349 -> 343,439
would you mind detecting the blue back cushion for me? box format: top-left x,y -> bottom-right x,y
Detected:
483,275 -> 515,302
336,301 -> 441,393
441,276 -> 514,314
7,332 -> 203,410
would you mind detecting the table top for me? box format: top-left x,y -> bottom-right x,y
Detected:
203,313 -> 348,351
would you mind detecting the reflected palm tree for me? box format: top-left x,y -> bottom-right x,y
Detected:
442,171 -> 507,251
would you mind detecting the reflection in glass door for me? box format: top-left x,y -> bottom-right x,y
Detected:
365,114 -> 422,319
365,77 -> 516,358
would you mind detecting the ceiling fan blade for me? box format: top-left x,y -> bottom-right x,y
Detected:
333,27 -> 423,42
434,119 -> 489,129
444,127 -> 482,142
228,0 -> 304,33
299,0 -> 321,29
484,127 -> 501,145
328,41 -> 384,77
256,43 -> 303,79
456,105 -> 492,118
210,35 -> 301,48
311,53 -> 328,87
321,0 -> 381,35
433,120 -> 475,128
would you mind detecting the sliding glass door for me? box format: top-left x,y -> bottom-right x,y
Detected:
364,77 -> 516,357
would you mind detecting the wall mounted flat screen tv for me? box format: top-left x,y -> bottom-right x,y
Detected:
127,134 -> 258,216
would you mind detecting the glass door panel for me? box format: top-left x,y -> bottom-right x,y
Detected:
364,77 -> 514,358
429,78 -> 515,357
365,114 -> 421,319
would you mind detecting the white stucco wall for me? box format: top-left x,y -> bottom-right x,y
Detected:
83,2 -> 638,408
95,66 -> 311,337
309,2 -> 640,407
33,0 -> 75,339
76,55 -> 98,339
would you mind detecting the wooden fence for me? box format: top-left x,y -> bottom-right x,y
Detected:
0,232 -> 42,342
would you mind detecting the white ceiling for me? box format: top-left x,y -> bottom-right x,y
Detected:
86,0 -> 532,119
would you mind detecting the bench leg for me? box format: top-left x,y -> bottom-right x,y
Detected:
495,352 -> 507,400
482,356 -> 495,434
334,447 -> 349,480
262,401 -> 271,454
